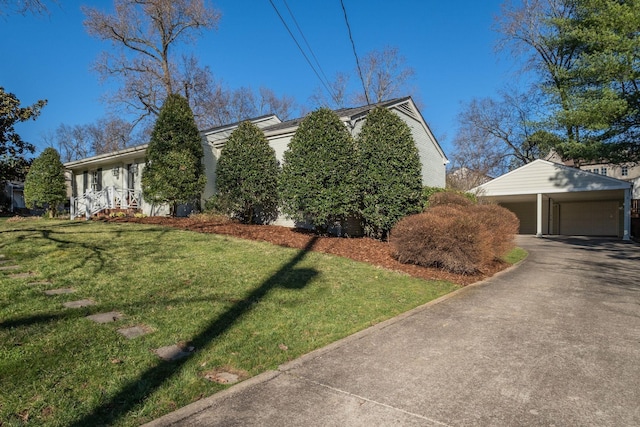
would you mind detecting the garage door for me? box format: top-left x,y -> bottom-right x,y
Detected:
559,201 -> 618,236
501,202 -> 536,234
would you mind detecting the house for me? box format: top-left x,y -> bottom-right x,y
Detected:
446,167 -> 493,191
473,159 -> 633,240
1,181 -> 26,214
65,97 -> 448,222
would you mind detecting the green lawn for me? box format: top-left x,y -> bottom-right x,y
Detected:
0,218 -> 463,426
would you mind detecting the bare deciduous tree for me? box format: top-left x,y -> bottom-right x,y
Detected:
308,72 -> 350,109
48,117 -> 144,162
0,0 -> 55,15
355,46 -> 415,105
451,87 -> 551,185
309,46 -> 415,109
83,0 -> 221,122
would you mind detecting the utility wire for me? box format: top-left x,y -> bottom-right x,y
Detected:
268,0 -> 338,104
340,0 -> 369,105
282,0 -> 332,96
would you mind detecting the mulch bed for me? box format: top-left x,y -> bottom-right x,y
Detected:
104,216 -> 509,286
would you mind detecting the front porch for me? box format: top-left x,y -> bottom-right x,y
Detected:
71,186 -> 141,219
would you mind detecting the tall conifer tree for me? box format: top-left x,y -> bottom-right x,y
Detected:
142,94 -> 205,216
357,107 -> 423,239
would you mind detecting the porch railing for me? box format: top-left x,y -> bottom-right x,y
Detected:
70,186 -> 141,219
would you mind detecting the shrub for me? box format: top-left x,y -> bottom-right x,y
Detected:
428,191 -> 473,208
391,200 -> 519,274
216,121 -> 279,224
279,108 -> 359,233
475,204 -> 519,258
390,205 -> 492,274
422,187 -> 446,207
23,147 -> 66,218
142,94 -> 205,217
356,107 -> 423,240
422,187 -> 477,209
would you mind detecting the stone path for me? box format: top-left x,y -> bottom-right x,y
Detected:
2,253 -> 190,361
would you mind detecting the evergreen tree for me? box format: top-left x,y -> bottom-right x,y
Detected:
279,108 -> 359,233
357,107 -> 423,239
142,94 -> 205,216
1,87 -> 46,183
23,147 -> 66,217
216,121 -> 279,223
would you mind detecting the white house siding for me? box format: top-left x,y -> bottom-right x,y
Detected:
268,133 -> 295,163
201,142 -> 219,201
394,110 -> 446,188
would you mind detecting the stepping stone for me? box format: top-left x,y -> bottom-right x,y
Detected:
0,254 -> 6,258
0,265 -> 20,271
203,371 -> 240,385
0,259 -> 11,264
154,344 -> 194,361
63,299 -> 96,308
28,281 -> 52,286
44,288 -> 76,295
86,311 -> 124,323
117,325 -> 151,339
8,272 -> 37,279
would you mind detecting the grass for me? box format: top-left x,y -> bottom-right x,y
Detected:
502,246 -> 528,264
0,218 -> 467,426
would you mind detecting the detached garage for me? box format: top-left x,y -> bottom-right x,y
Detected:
475,159 -> 632,240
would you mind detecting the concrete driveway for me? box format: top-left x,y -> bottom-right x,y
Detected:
146,236 -> 640,426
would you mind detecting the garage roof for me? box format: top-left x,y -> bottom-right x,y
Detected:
475,159 -> 632,199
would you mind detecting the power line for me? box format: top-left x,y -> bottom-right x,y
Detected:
340,0 -> 369,105
282,0 -> 332,94
268,0 -> 338,104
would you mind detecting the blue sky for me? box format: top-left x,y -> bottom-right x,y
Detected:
1,0 -> 519,158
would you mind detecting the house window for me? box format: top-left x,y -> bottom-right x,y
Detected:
592,169 -> 599,174
92,169 -> 103,192
601,167 -> 607,176
82,171 -> 88,193
622,166 -> 628,177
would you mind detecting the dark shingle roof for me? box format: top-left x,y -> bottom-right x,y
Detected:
262,97 -> 411,133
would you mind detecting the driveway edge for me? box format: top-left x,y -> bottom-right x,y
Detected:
144,252 -> 527,427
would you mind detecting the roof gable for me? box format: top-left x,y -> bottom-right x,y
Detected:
476,159 -> 631,196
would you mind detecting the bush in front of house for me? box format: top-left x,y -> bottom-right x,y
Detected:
475,203 -> 519,258
142,94 -> 205,217
279,108 -> 359,234
390,193 -> 519,274
216,121 -> 279,224
427,191 -> 474,208
23,147 -> 66,218
422,187 -> 477,209
356,107 -> 423,240
390,205 -> 491,274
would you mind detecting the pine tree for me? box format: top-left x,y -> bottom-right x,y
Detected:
23,147 -> 66,217
216,121 -> 279,223
141,94 -> 205,216
279,108 -> 359,233
357,107 -> 422,239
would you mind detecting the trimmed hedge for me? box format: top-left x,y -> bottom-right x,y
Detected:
390,194 -> 519,274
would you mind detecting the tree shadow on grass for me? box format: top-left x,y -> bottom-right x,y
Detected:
68,236 -> 320,427
1,221 -> 171,275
